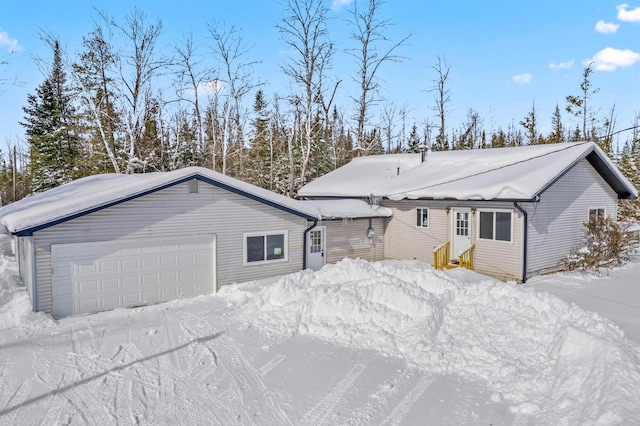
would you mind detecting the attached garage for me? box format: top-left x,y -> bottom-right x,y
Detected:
51,235 -> 216,317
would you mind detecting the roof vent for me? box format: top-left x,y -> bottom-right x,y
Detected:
419,144 -> 430,163
188,179 -> 199,193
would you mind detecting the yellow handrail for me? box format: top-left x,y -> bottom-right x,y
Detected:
459,244 -> 475,270
433,241 -> 450,270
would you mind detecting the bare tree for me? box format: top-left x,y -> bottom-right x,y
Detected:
100,8 -> 168,173
347,0 -> 410,155
277,0 -> 334,189
428,55 -> 451,150
207,21 -> 261,177
174,34 -> 210,162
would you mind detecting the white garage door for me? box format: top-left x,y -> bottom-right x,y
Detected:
52,235 -> 215,318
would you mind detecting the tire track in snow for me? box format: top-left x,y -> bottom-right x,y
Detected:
38,394 -> 68,425
512,413 -> 531,426
380,374 -> 435,426
31,349 -> 70,424
178,314 -> 291,425
259,355 -> 286,376
302,363 -> 366,426
221,333 -> 293,425
1,379 -> 32,424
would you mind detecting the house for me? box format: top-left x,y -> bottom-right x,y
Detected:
298,141 -> 638,282
0,167 -> 389,318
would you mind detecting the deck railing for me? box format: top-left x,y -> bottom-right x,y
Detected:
433,241 -> 450,270
458,244 -> 475,270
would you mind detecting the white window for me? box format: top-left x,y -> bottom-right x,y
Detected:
243,231 -> 288,265
478,210 -> 512,242
416,208 -> 429,228
588,207 -> 606,221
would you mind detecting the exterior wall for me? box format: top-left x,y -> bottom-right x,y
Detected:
17,236 -> 35,306
322,218 -> 384,265
382,200 -> 523,281
31,181 -> 307,315
383,201 -> 448,263
471,203 -> 523,282
523,159 -> 618,277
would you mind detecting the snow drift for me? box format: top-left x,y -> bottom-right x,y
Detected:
229,258 -> 640,424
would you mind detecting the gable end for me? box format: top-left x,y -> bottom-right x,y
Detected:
16,174 -> 316,236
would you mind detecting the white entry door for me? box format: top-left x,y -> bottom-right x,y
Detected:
451,208 -> 471,258
307,226 -> 326,271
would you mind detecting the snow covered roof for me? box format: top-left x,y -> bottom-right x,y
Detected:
0,167 -> 390,235
298,142 -> 638,202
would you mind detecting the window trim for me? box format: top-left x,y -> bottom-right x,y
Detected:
477,209 -> 513,243
587,207 -> 606,221
243,230 -> 288,265
416,207 -> 430,228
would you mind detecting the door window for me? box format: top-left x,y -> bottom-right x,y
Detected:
456,212 -> 469,236
310,229 -> 322,253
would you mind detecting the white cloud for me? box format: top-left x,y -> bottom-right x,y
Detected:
549,59 -> 575,69
595,20 -> 620,33
196,79 -> 226,96
586,47 -> 640,71
331,0 -> 353,12
617,3 -> 640,22
512,73 -> 532,85
0,29 -> 22,53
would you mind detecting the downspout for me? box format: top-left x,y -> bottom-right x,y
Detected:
513,202 -> 528,283
303,220 -> 318,270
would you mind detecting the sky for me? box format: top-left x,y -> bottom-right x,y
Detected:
1,0 -> 640,151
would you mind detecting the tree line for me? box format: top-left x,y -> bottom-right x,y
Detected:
1,0 -> 639,219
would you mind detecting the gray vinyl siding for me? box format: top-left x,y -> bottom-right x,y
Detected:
524,159 -> 618,276
472,204 -> 523,282
382,200 -> 523,281
383,201 -> 449,263
31,181 -> 307,315
322,218 -> 384,264
17,236 -> 35,306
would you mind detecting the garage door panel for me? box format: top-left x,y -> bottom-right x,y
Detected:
102,278 -> 119,290
52,235 -> 215,318
79,299 -> 99,311
123,293 -> 140,304
122,259 -> 139,270
123,276 -> 139,287
102,295 -> 119,308
161,271 -> 177,282
101,260 -> 119,272
79,281 -> 99,292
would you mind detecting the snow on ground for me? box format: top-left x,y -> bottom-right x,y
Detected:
1,234 -> 640,425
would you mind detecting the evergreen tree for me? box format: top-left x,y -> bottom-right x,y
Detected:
617,141 -> 640,220
73,26 -> 123,174
491,129 -> 507,148
547,104 -> 564,144
406,123 -> 421,153
247,89 -> 273,189
519,101 -> 538,145
21,39 -> 80,193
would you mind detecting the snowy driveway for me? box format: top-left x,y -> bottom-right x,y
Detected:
0,295 -> 515,425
